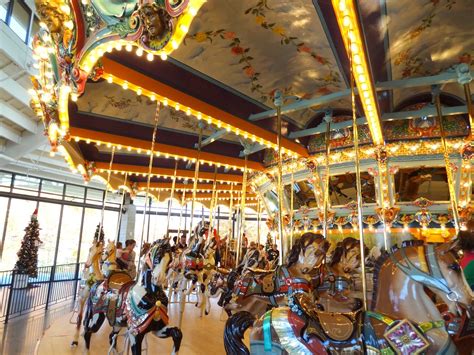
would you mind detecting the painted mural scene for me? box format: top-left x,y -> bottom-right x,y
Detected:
0,0 -> 473,354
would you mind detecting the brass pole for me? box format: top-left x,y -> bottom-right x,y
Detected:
228,183 -> 234,268
100,145 -> 115,234
323,119 -> 331,238
138,104 -> 161,278
434,89 -> 460,231
115,172 -> 128,242
275,100 -> 285,265
189,126 -> 203,242
257,198 -> 261,245
166,160 -> 179,235
236,156 -> 248,265
209,165 -> 218,231
349,42 -> 368,311
177,189 -> 186,237
289,158 -> 294,248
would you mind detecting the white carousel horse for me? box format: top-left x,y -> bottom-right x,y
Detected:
71,239 -> 104,347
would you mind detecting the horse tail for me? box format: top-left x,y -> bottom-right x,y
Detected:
224,311 -> 255,355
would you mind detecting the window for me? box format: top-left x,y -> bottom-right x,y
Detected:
28,15 -> 39,46
0,172 -> 12,192
40,180 -> 64,199
65,184 -> 85,202
37,202 -> 61,266
0,1 -> 10,22
80,208 -> 102,262
86,188 -> 103,205
9,0 -> 31,42
13,174 -> 40,196
1,198 -> 37,270
56,205 -> 83,265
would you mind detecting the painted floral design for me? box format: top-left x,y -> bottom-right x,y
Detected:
385,320 -> 429,354
185,29 -> 269,101
244,0 -> 341,88
393,0 -> 471,78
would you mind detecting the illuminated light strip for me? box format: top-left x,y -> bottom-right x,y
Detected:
332,0 -> 384,146
70,132 -> 262,172
95,163 -> 243,184
102,66 -> 308,158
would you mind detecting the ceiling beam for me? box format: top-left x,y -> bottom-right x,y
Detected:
101,57 -> 308,157
70,127 -> 264,172
95,162 -> 243,184
289,105 -> 468,139
250,70 -> 472,122
0,102 -> 38,133
0,69 -> 31,108
196,129 -> 229,149
0,123 -> 21,144
0,131 -> 48,167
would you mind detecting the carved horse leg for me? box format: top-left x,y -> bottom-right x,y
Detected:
153,324 -> 183,355
129,332 -> 145,355
71,287 -> 89,347
83,309 -> 105,350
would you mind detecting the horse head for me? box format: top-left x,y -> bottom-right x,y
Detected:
149,239 -> 172,286
286,232 -> 329,274
433,241 -> 474,318
329,237 -> 365,275
85,240 -> 103,268
102,240 -> 116,262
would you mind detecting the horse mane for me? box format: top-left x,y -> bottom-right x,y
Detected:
371,239 -> 425,309
329,237 -> 358,267
287,232 -> 325,268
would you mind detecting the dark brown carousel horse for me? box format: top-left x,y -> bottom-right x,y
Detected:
223,233 -> 329,317
83,240 -> 182,355
224,241 -> 473,354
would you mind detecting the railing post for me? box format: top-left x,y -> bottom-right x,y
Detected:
45,265 -> 55,310
4,272 -> 15,324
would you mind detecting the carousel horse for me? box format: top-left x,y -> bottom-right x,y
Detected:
223,233 -> 330,318
102,240 -> 118,277
83,240 -> 182,355
71,239 -> 104,347
224,240 -> 474,354
322,237 -> 366,297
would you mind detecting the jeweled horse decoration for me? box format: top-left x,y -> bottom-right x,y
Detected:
224,240 -> 473,354
71,238 -> 104,347
83,240 -> 182,355
223,233 -> 329,317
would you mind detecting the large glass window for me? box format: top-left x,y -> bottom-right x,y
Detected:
80,208 -> 102,263
37,202 -> 61,266
86,188 -> 104,205
13,174 -> 40,195
9,0 -> 30,42
40,179 -> 64,199
56,205 -> 83,264
65,184 -> 85,202
1,198 -> 37,270
0,172 -> 12,192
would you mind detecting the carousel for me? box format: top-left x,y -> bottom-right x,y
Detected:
28,0 -> 473,354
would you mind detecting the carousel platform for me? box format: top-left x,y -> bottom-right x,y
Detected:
36,298 -> 244,354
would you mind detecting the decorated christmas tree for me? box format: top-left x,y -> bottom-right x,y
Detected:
265,232 -> 273,253
14,209 -> 42,278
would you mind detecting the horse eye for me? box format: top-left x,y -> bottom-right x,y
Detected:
448,263 -> 461,272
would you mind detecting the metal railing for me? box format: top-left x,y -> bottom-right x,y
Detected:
0,262 -> 84,323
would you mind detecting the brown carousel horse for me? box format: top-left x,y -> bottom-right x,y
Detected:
224,240 -> 473,354
223,233 -> 330,317
83,239 -> 182,355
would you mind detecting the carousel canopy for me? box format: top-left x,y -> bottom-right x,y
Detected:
29,0 -> 472,211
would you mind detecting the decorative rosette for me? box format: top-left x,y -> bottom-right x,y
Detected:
415,210 -> 432,229
363,215 -> 379,230
412,197 -> 433,209
433,214 -> 452,228
461,141 -> 474,160
399,214 -> 415,230
334,216 -> 348,231
311,218 -> 321,230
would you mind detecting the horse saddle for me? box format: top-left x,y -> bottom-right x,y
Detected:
104,271 -> 133,291
294,293 -> 362,342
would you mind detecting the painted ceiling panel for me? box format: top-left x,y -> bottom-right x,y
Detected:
170,0 -> 346,127
386,0 -> 473,106
76,80 -> 239,142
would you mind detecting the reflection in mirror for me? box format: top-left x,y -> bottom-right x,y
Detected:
263,190 -> 278,212
329,172 -> 375,206
284,181 -> 317,210
394,167 -> 448,202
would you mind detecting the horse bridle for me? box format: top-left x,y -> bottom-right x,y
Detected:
390,244 -> 459,302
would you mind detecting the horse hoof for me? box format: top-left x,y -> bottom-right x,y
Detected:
71,341 -> 78,347
205,311 -> 209,316
195,303 -> 198,307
